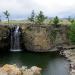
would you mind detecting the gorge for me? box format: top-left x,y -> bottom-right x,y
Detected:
0,24 -> 71,75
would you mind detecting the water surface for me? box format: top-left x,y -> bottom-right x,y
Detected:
0,52 -> 70,75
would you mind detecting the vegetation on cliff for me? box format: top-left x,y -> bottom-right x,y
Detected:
67,22 -> 75,44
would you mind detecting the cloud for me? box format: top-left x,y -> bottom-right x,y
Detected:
0,0 -> 75,19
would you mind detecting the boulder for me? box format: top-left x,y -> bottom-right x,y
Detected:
0,64 -> 21,75
30,66 -> 42,75
0,64 -> 42,75
22,66 -> 42,75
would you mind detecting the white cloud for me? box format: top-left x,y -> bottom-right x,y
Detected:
0,0 -> 75,19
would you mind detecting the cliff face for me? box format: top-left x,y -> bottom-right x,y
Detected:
21,25 -> 69,52
0,24 -> 69,52
21,25 -> 51,52
0,25 -> 10,51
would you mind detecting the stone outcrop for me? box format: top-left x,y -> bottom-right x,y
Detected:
21,66 -> 42,75
0,64 -> 21,75
0,64 -> 42,75
21,25 -> 51,52
21,24 -> 69,52
64,50 -> 75,75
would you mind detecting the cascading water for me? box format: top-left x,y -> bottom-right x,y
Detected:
10,26 -> 21,52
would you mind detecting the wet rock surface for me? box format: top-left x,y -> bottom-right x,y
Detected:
0,25 -> 10,51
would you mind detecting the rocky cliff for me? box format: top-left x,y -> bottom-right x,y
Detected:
21,24 -> 69,52
0,25 -> 10,51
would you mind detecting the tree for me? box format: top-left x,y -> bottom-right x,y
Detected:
28,10 -> 35,23
71,19 -> 74,24
68,23 -> 75,44
3,10 -> 10,24
68,16 -> 71,22
53,16 -> 59,25
0,16 -> 1,22
68,16 -> 74,24
36,11 -> 46,24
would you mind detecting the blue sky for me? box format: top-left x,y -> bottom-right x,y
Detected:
0,0 -> 75,20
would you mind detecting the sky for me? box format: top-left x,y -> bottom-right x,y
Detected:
0,0 -> 75,20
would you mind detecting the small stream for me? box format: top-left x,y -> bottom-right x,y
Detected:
0,52 -> 70,75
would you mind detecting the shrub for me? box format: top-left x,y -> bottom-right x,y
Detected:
68,22 -> 75,44
53,16 -> 59,25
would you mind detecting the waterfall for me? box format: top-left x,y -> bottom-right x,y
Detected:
10,26 -> 21,52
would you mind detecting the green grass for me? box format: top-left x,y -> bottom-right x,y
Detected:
0,20 -> 30,25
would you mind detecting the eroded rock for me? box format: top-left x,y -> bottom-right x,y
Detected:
0,64 -> 42,75
22,66 -> 42,75
0,64 -> 21,75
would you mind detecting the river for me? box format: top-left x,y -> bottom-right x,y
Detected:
0,52 -> 70,75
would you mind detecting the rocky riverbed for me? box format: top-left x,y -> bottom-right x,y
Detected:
64,50 -> 75,75
0,64 -> 42,75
